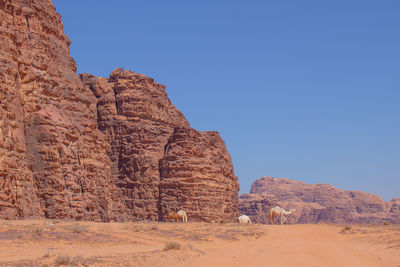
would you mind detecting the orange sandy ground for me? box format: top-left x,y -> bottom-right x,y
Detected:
0,220 -> 399,267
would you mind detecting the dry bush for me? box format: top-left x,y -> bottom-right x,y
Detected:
215,233 -> 239,241
55,254 -> 89,266
188,233 -> 205,241
123,223 -> 142,232
340,225 -> 352,233
163,241 -> 181,251
150,225 -> 158,231
32,227 -> 43,238
69,224 -> 88,233
241,230 -> 265,239
55,255 -> 73,266
45,224 -> 56,231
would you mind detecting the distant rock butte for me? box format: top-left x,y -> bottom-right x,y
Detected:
239,177 -> 400,224
0,0 -> 239,222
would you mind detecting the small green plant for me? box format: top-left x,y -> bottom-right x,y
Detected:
163,241 -> 181,251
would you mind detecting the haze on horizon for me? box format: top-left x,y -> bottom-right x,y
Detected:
52,0 -> 399,201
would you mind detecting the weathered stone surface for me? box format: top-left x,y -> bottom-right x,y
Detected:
81,71 -> 239,222
387,198 -> 400,222
1,0 -> 239,222
240,177 -> 399,224
80,70 -> 188,221
0,0 -> 127,221
159,128 -> 240,222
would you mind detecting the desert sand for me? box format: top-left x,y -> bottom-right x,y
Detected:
0,220 -> 399,267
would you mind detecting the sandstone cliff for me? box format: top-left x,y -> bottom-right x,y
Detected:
0,0 -> 239,222
239,177 -> 399,224
80,71 -> 239,222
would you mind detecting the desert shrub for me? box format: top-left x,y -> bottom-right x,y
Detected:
383,222 -> 390,226
163,241 -> 181,251
46,224 -> 56,231
241,230 -> 265,238
70,224 -> 88,233
340,225 -> 352,233
188,233 -> 203,241
150,225 -> 158,231
32,227 -> 43,238
55,255 -> 72,265
55,255 -> 88,266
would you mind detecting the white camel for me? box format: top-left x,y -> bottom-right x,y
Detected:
177,210 -> 188,222
267,206 -> 295,225
238,215 -> 252,224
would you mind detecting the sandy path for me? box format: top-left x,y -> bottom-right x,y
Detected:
178,225 -> 399,267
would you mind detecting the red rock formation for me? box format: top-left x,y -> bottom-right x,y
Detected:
387,198 -> 400,222
240,177 -> 399,224
159,128 -> 239,222
80,71 -> 239,222
0,0 -> 239,222
0,0 -> 127,221
80,70 -> 189,221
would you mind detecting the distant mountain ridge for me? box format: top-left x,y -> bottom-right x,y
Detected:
239,177 -> 400,224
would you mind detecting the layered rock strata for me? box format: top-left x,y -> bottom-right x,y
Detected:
159,128 -> 239,222
80,70 -> 239,222
0,0 -> 126,221
0,0 -> 239,222
239,177 -> 400,224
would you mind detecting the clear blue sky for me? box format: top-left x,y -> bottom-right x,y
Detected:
53,0 -> 399,201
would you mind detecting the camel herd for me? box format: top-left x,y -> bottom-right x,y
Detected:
167,206 -> 295,225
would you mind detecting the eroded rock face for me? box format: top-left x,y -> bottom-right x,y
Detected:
80,71 -> 239,222
387,198 -> 400,222
80,70 -> 189,221
159,128 -> 240,222
239,177 -> 399,224
0,0 -> 127,221
0,0 -> 239,222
